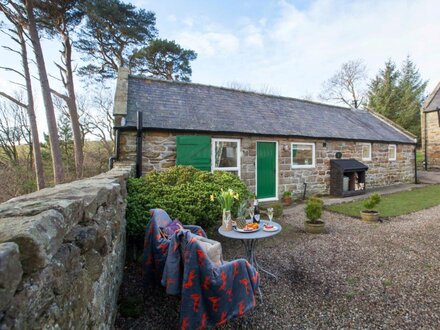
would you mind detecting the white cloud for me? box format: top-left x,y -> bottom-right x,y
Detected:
182,17 -> 194,27
241,23 -> 264,48
176,31 -> 240,57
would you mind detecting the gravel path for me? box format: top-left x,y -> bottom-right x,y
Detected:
115,204 -> 440,329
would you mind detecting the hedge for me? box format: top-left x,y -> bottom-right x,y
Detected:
126,166 -> 251,237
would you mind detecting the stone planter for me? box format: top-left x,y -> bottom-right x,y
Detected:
304,220 -> 325,234
360,210 -> 380,222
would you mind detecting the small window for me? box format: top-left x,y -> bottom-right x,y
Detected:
212,138 -> 241,176
388,144 -> 397,161
361,143 -> 372,161
291,143 -> 315,168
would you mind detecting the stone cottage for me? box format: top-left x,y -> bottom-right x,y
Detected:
113,68 -> 417,200
421,82 -> 440,169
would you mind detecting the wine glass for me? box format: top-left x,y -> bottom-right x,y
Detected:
267,208 -> 274,223
254,213 -> 260,224
248,207 -> 254,223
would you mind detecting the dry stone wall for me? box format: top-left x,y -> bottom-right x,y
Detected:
0,165 -> 133,329
119,130 -> 415,198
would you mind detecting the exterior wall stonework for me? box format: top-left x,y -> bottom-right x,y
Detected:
120,130 -> 415,198
422,111 -> 440,169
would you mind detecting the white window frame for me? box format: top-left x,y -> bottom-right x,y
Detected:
291,142 -> 316,169
211,138 -> 241,177
388,144 -> 397,161
361,143 -> 372,161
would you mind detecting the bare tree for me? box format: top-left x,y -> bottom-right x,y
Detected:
0,2 -> 45,188
0,99 -> 28,164
77,89 -> 114,157
225,81 -> 280,95
37,0 -> 84,178
319,59 -> 367,109
23,0 -> 64,183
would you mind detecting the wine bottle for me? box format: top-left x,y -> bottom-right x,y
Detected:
253,199 -> 260,224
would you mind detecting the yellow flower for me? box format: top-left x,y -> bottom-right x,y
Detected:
234,193 -> 239,200
210,194 -> 215,202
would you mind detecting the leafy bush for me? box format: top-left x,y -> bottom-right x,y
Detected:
305,197 -> 323,223
126,166 -> 251,237
261,202 -> 283,219
283,191 -> 292,198
363,193 -> 381,211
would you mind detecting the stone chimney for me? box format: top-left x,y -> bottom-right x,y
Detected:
113,67 -> 129,120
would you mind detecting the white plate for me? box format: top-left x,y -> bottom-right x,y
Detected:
233,226 -> 260,233
263,225 -> 278,232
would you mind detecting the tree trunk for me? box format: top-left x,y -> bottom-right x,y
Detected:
25,0 -> 64,184
18,25 -> 45,189
63,34 -> 83,178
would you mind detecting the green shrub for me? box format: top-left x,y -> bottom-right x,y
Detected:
283,191 -> 292,198
305,197 -> 323,223
126,166 -> 251,237
261,202 -> 283,219
363,193 -> 381,210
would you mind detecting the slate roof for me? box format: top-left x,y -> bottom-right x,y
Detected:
124,76 -> 415,144
423,82 -> 440,112
330,159 -> 369,171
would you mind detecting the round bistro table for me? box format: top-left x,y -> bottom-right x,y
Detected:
218,220 -> 282,280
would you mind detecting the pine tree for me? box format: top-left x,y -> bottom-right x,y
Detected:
368,59 -> 400,121
367,57 -> 427,142
397,56 -> 427,141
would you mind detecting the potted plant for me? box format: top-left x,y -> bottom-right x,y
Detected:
360,193 -> 381,222
210,188 -> 239,231
282,191 -> 293,206
304,197 -> 325,234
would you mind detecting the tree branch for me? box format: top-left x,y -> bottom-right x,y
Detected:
0,92 -> 27,108
50,89 -> 69,101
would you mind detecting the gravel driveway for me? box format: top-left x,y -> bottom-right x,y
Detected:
116,204 -> 440,329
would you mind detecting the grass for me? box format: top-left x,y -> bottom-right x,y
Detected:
327,185 -> 440,218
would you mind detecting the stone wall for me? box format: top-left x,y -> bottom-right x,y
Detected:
119,130 -> 415,198
422,110 -> 440,169
0,165 -> 133,329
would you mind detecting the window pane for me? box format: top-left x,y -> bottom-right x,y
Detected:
389,146 -> 396,159
214,141 -> 238,167
362,145 -> 370,159
292,144 -> 313,166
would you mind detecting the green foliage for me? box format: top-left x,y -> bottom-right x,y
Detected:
283,191 -> 292,197
305,197 -> 323,223
363,193 -> 381,210
126,166 -> 250,237
368,56 -> 427,142
77,0 -> 158,79
262,202 -> 283,219
131,38 -> 197,81
236,201 -> 247,219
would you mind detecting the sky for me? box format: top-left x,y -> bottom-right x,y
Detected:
0,0 -> 440,133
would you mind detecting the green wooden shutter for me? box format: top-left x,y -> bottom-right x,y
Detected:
176,136 -> 211,171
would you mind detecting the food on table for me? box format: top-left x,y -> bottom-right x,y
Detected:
236,218 -> 247,229
243,223 -> 259,231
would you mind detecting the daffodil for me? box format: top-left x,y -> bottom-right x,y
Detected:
210,194 -> 215,202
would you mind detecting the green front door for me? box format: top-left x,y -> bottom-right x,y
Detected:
256,142 -> 277,199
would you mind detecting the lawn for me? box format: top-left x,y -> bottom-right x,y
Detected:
327,184 -> 440,217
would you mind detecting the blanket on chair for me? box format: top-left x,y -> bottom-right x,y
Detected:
143,208 -> 206,286
163,230 -> 259,329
